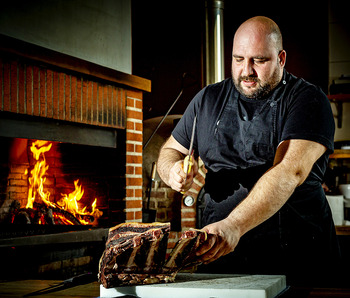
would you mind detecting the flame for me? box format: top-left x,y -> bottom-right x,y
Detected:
25,140 -> 102,225
26,141 -> 53,209
57,180 -> 103,225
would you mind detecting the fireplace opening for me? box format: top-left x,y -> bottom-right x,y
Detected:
0,135 -> 127,230
0,134 -> 127,280
8,140 -> 103,226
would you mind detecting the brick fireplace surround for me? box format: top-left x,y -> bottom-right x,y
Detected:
0,34 -> 149,225
0,35 -> 206,260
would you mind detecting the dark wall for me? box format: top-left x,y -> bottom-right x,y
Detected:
132,0 -> 329,120
132,0 -> 204,120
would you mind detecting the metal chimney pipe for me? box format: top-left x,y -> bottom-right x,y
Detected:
205,0 -> 225,85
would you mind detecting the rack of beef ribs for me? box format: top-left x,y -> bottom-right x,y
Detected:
98,222 -> 207,288
162,228 -> 207,274
98,222 -> 171,288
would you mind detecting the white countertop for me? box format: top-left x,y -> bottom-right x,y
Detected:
100,273 -> 287,298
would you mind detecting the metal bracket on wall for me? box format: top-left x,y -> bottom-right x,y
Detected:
335,101 -> 343,129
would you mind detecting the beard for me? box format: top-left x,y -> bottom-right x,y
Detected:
232,68 -> 281,99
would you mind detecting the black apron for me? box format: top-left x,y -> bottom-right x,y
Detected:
198,80 -> 341,285
202,82 -> 281,226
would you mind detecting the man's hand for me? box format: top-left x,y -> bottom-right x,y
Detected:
168,158 -> 198,193
196,218 -> 240,264
158,135 -> 199,193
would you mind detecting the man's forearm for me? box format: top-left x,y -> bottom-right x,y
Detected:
226,139 -> 326,238
226,161 -> 299,237
197,160 -> 302,263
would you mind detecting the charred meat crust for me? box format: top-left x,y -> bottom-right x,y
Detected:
98,223 -> 207,288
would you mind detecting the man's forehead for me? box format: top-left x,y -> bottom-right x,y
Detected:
232,42 -> 271,57
232,31 -> 277,57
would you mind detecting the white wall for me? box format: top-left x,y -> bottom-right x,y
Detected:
329,0 -> 350,141
0,0 -> 132,74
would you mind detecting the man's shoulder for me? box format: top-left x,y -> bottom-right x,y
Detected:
285,71 -> 325,95
283,72 -> 328,106
202,78 -> 233,99
194,79 -> 233,115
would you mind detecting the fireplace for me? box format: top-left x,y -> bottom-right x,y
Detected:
0,34 -> 150,279
0,137 -> 126,227
0,136 -> 127,280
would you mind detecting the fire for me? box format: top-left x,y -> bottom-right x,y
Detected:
26,141 -> 53,209
24,140 -> 102,225
58,180 -> 103,225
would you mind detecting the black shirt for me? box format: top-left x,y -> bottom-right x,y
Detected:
171,70 -> 339,283
173,70 -> 335,234
173,70 -> 334,187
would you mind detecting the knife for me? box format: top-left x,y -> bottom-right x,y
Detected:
24,272 -> 94,296
183,115 -> 197,184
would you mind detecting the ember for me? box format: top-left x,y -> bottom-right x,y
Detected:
11,140 -> 103,225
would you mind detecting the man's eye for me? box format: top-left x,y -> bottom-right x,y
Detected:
235,58 -> 243,63
254,59 -> 267,64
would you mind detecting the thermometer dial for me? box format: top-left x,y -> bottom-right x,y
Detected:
184,195 -> 195,207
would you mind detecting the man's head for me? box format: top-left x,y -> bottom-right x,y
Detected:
231,16 -> 286,99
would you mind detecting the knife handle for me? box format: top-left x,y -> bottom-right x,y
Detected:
183,155 -> 193,175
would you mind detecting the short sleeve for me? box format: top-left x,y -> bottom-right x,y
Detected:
172,88 -> 205,151
280,84 -> 335,153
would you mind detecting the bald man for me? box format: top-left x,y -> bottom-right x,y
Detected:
157,16 -> 340,286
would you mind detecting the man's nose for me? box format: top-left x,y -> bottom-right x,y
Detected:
242,60 -> 254,76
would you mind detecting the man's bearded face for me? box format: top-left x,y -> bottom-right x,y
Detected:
232,66 -> 281,99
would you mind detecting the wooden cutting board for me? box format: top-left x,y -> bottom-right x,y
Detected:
100,273 -> 287,298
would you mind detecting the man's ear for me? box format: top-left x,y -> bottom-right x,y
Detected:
279,50 -> 287,67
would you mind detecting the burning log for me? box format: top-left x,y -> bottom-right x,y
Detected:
8,200 -> 94,225
12,210 -> 31,225
51,208 -> 83,225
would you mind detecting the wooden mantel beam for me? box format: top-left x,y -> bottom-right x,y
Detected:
0,34 -> 151,93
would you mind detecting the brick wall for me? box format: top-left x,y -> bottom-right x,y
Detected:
0,58 -> 126,128
125,90 -> 143,222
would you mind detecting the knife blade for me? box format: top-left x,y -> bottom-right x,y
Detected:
183,115 -> 197,184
